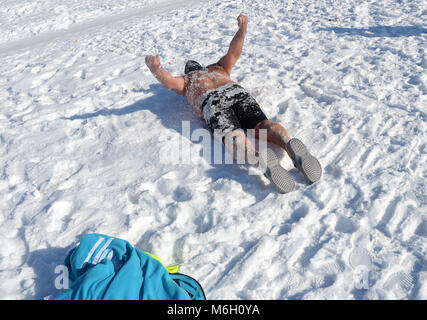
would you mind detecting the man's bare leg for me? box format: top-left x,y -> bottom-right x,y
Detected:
253,120 -> 291,154
254,119 -> 322,183
223,128 -> 296,193
223,129 -> 259,165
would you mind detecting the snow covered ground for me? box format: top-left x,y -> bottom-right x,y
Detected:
0,0 -> 426,300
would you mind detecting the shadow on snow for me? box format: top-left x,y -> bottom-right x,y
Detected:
317,25 -> 427,38
62,84 -> 274,201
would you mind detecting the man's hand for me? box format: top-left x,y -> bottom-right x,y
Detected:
145,55 -> 185,95
237,14 -> 248,31
145,55 -> 161,71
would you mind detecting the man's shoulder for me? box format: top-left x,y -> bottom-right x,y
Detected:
207,64 -> 232,78
207,63 -> 225,71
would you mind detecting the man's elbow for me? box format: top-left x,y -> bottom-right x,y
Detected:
164,77 -> 185,95
163,82 -> 174,90
163,83 -> 183,95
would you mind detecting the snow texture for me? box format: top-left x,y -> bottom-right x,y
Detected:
0,0 -> 426,300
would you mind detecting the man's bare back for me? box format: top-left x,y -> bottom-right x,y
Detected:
183,65 -> 235,117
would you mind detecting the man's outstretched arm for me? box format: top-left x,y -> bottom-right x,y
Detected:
214,14 -> 248,76
145,55 -> 185,96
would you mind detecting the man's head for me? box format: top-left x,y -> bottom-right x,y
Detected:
185,60 -> 207,74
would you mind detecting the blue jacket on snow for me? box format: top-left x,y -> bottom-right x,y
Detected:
55,233 -> 205,300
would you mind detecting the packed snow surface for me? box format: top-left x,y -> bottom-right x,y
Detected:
0,0 -> 426,299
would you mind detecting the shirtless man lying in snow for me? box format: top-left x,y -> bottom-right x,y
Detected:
145,14 -> 321,193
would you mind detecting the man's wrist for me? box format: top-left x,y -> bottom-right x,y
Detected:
149,65 -> 161,73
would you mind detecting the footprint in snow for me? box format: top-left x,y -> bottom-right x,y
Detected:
383,271 -> 414,298
311,259 -> 346,289
348,248 -> 373,290
335,216 -> 357,234
348,248 -> 372,269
